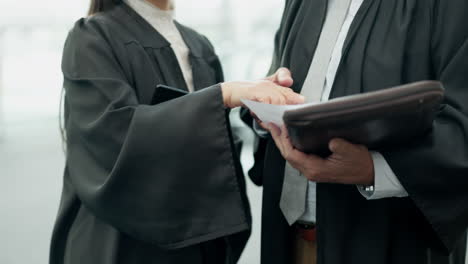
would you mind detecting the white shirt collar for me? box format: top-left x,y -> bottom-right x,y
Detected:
124,0 -> 174,25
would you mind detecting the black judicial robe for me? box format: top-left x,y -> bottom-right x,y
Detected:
50,3 -> 251,264
245,0 -> 468,264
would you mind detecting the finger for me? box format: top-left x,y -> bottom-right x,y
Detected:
280,125 -> 290,141
276,68 -> 294,87
328,138 -> 355,154
252,115 -> 264,127
279,125 -> 297,158
282,88 -> 305,105
286,144 -> 325,176
267,123 -> 282,137
258,122 -> 270,130
267,123 -> 286,154
301,154 -> 327,181
280,125 -> 294,150
249,110 -> 259,120
264,74 -> 275,82
269,91 -> 285,105
279,125 -> 322,163
258,96 -> 272,105
277,92 -> 287,105
269,86 -> 288,104
252,95 -> 262,103
266,95 -> 273,104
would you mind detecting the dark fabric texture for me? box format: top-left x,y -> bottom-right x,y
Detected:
50,3 -> 251,264
247,0 -> 468,263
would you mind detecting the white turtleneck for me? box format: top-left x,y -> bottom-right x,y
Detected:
124,0 -> 195,92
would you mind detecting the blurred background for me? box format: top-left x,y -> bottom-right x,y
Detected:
0,0 -> 284,263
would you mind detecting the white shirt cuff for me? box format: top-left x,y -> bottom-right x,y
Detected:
358,151 -> 409,200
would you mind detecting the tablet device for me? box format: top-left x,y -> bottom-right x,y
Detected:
151,85 -> 188,105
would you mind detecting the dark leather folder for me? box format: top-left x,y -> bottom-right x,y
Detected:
283,81 -> 444,155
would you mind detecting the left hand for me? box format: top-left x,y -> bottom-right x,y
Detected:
221,80 -> 304,108
266,124 -> 374,186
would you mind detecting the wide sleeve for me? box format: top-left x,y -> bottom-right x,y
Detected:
383,1 -> 468,253
62,19 -> 248,250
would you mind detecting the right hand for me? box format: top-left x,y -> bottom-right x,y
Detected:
221,80 -> 304,108
243,67 -> 299,129
265,67 -> 294,88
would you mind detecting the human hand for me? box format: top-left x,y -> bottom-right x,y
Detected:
267,124 -> 374,186
249,67 -> 297,129
221,80 -> 304,109
265,67 -> 294,88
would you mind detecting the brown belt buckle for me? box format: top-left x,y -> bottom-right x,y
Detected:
295,222 -> 316,242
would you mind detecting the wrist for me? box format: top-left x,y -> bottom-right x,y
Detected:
363,169 -> 375,186
363,151 -> 375,186
220,82 -> 233,108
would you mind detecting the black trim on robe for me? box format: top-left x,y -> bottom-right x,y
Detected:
50,3 -> 251,264
244,0 -> 468,264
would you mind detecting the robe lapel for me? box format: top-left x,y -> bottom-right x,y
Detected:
330,0 -> 380,98
118,3 -> 170,48
118,4 -> 189,92
284,0 -> 328,94
175,22 -> 219,91
152,48 -> 189,91
189,56 -> 219,91
287,0 -> 376,97
341,0 -> 375,59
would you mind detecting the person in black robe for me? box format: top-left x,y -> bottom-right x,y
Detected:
49,0 -> 304,263
243,0 -> 468,263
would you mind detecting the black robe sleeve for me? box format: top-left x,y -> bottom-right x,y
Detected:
384,0 -> 468,253
62,19 -> 248,250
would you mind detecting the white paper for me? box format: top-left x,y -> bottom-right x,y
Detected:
241,99 -> 317,126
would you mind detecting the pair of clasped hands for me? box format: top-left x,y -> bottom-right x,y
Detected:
221,68 -> 374,186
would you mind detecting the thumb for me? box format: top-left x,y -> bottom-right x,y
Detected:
276,68 -> 294,87
329,138 -> 354,154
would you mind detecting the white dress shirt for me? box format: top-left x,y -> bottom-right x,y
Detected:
124,0 -> 195,92
297,0 -> 408,223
